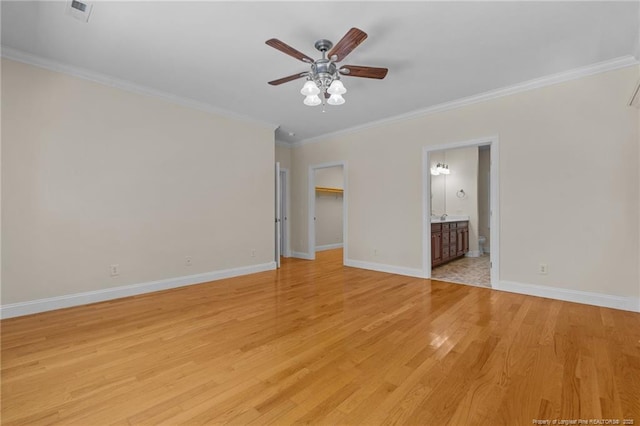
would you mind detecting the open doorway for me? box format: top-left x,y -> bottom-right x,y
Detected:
275,164 -> 290,267
423,137 -> 499,287
279,167 -> 290,258
308,162 -> 347,263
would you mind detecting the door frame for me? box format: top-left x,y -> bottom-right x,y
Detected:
280,167 -> 291,258
308,161 -> 347,263
275,162 -> 281,268
422,136 -> 500,286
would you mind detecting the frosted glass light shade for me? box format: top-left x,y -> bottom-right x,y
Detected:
303,95 -> 321,106
327,94 -> 345,105
430,167 -> 440,176
327,80 -> 346,95
301,81 -> 320,96
441,165 -> 451,175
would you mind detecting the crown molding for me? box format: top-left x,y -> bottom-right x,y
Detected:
1,46 -> 279,132
293,55 -> 639,148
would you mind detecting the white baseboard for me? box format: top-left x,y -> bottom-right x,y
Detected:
495,280 -> 640,313
345,259 -> 425,278
0,262 -> 277,319
291,251 -> 314,260
315,243 -> 343,251
465,250 -> 481,258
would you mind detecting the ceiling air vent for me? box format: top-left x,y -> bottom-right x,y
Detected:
65,0 -> 92,23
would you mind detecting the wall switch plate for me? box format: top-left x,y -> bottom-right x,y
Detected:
538,263 -> 548,274
185,256 -> 192,266
110,264 -> 120,277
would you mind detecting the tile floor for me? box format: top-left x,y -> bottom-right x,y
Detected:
431,254 -> 491,287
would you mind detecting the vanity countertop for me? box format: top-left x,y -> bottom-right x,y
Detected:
430,215 -> 470,223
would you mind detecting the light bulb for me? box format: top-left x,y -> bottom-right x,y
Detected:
303,95 -> 321,106
327,80 -> 347,95
441,164 -> 450,175
301,81 -> 320,96
327,94 -> 345,106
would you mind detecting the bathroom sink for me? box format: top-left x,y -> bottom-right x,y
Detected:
430,215 -> 470,223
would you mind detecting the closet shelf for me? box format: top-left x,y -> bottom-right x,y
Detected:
315,186 -> 343,194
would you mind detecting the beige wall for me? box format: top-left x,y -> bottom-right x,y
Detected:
291,66 -> 640,299
1,59 -> 275,304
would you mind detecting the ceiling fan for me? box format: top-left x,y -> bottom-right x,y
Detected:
266,28 -> 388,107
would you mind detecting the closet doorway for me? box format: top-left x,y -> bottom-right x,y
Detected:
308,162 -> 347,263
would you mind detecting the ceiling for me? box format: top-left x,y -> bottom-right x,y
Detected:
2,1 -> 639,144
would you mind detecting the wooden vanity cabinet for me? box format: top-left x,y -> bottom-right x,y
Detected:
431,223 -> 443,266
431,221 -> 469,267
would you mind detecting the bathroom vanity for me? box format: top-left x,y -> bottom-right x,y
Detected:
430,218 -> 469,267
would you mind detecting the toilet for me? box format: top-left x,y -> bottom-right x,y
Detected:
478,236 -> 486,256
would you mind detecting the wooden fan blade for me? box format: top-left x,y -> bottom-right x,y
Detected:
339,65 -> 388,79
266,39 -> 314,63
327,28 -> 368,62
268,72 -> 308,86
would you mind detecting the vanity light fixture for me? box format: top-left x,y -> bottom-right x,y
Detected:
431,163 -> 451,175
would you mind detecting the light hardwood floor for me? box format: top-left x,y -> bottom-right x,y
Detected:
2,249 -> 639,425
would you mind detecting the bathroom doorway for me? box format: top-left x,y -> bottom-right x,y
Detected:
423,137 -> 499,287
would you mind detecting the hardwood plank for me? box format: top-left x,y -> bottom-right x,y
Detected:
2,249 -> 639,424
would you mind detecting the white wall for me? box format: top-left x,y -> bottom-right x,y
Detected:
478,147 -> 491,252
315,167 -> 344,190
1,59 -> 275,305
430,151 -> 445,216
291,65 -> 640,303
275,143 -> 292,170
314,167 -> 344,248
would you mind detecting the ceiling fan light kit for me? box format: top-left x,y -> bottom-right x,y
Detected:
266,28 -> 388,109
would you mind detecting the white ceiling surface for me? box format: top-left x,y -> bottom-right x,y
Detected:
2,2 -> 639,144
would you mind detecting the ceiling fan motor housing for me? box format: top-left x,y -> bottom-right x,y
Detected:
311,59 -> 338,89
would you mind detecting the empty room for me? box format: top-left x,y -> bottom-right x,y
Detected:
2,1 -> 639,425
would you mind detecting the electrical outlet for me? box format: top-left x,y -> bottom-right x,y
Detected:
538,263 -> 548,274
185,256 -> 192,267
251,249 -> 256,258
110,264 -> 119,277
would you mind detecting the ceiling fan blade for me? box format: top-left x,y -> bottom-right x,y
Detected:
339,65 -> 388,79
268,72 -> 308,86
266,39 -> 314,63
327,28 -> 368,62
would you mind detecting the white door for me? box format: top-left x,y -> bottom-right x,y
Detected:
280,170 -> 287,257
275,162 -> 281,268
